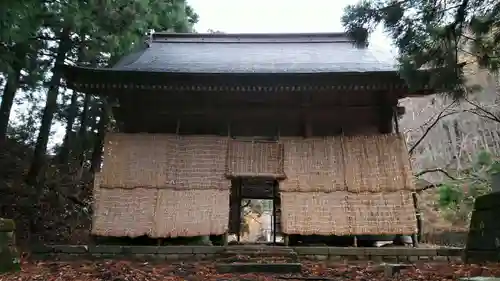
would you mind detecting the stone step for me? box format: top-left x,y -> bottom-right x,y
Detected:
381,263 -> 414,277
217,254 -> 299,263
223,244 -> 287,247
217,246 -> 300,264
222,247 -> 296,253
458,276 -> 500,281
215,262 -> 302,274
219,250 -> 298,257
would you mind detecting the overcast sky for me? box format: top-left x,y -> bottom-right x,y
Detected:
186,0 -> 394,52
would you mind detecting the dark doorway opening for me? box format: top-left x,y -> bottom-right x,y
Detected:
228,178 -> 283,245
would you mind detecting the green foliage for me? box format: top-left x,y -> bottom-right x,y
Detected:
438,183 -> 464,209
434,150 -> 496,224
479,149 -> 500,175
476,150 -> 493,166
342,0 -> 500,99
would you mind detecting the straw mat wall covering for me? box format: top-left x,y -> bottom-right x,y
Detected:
279,134 -> 414,193
92,180 -> 229,237
151,189 -> 229,237
280,190 -> 417,236
279,134 -> 416,236
343,134 -> 414,193
280,137 -> 345,192
348,191 -> 416,234
175,136 -> 229,190
100,134 -> 177,188
280,191 -> 351,235
92,184 -> 158,237
226,140 -> 284,178
93,132 -> 415,237
100,134 -> 230,190
93,134 -> 231,238
92,173 -> 100,224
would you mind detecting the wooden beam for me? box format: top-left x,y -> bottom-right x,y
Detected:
118,90 -> 403,111
115,104 -> 399,116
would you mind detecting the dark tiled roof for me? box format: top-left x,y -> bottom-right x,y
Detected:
113,32 -> 398,74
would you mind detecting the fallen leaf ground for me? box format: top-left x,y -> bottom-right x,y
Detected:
2,260 -> 500,281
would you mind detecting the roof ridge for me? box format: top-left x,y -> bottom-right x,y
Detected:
151,32 -> 354,44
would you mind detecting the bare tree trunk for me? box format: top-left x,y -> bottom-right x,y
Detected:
0,50 -> 23,140
59,90 -> 79,164
76,93 -> 91,164
26,27 -> 72,185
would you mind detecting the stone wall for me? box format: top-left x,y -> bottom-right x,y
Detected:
0,218 -> 20,273
465,192 -> 500,262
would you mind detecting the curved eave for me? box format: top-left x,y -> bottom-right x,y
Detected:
62,65 -> 437,97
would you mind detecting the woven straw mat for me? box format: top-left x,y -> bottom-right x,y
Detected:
280,137 -> 345,192
280,189 -> 417,236
99,134 -> 229,190
175,135 -> 229,190
226,139 -> 284,178
99,133 -> 177,189
343,134 -> 414,193
94,134 -> 231,237
92,175 -> 229,237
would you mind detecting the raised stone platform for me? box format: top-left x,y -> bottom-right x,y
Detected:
31,244 -> 464,262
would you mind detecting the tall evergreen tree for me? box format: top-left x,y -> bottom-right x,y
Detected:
0,2 -> 48,140
24,0 -> 198,184
342,0 -> 500,99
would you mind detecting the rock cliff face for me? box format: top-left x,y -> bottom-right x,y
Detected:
400,70 -> 499,184
400,60 -> 499,233
0,218 -> 20,273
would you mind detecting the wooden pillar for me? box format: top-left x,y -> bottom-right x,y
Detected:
302,92 -> 313,138
374,91 -> 394,134
272,181 -> 277,245
411,233 -> 419,248
228,179 -> 241,245
305,112 -> 313,137
393,106 -> 401,135
175,118 -> 180,134
236,179 -> 241,243
412,192 -> 421,247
